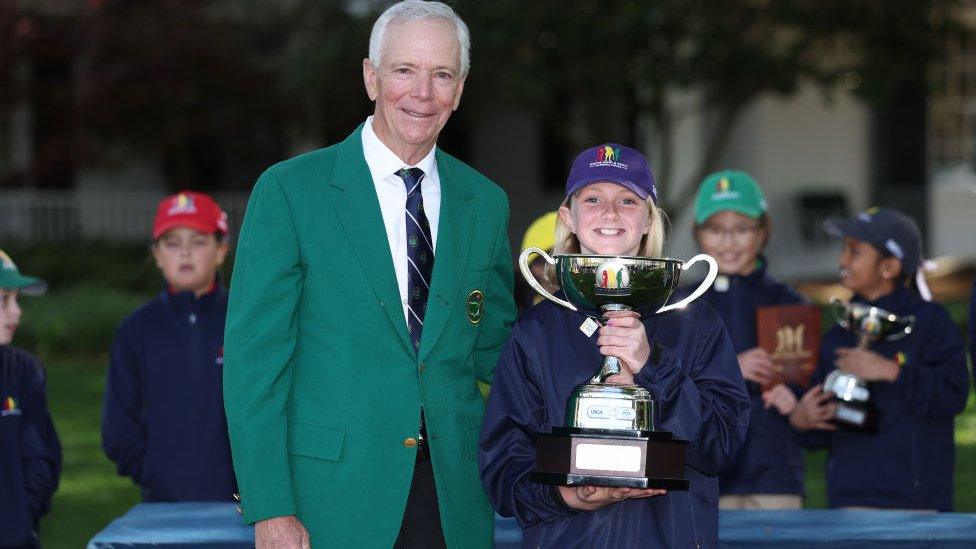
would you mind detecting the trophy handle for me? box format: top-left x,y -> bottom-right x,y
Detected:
518,247 -> 578,312
656,253 -> 718,313
828,297 -> 849,330
886,314 -> 915,342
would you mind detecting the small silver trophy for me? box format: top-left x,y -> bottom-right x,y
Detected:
518,248 -> 717,489
825,297 -> 915,429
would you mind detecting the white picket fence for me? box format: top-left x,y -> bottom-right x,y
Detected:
0,189 -> 251,243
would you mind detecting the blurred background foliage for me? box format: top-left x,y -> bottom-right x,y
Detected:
1,0 -> 965,210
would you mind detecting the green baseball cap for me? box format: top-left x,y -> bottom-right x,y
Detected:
0,249 -> 47,295
693,170 -> 768,225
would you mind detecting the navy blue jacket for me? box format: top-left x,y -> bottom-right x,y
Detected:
803,286 -> 969,510
102,286 -> 237,502
479,298 -> 749,548
679,260 -> 806,496
0,346 -> 61,548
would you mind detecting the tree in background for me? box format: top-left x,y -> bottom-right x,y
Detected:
1,0 -> 966,202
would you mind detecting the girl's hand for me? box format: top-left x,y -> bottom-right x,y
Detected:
737,347 -> 776,386
788,384 -> 838,431
834,347 -> 899,382
761,383 -> 798,416
557,485 -> 667,511
597,310 -> 650,375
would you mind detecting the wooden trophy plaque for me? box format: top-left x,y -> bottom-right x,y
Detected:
756,304 -> 822,390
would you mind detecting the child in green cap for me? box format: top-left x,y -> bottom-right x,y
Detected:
688,170 -> 808,509
0,249 -> 62,547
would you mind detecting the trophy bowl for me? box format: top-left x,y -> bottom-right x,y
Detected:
518,248 -> 718,490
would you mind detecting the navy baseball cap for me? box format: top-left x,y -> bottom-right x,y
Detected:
565,144 -> 657,203
823,207 -> 922,277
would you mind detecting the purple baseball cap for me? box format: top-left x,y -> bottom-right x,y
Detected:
565,143 -> 658,203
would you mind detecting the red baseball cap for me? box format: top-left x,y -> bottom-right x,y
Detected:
152,191 -> 229,239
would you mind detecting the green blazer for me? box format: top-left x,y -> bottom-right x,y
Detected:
223,125 -> 515,548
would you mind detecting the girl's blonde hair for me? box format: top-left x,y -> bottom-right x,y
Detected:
552,195 -> 667,257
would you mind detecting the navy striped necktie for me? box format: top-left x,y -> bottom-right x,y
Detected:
397,167 -> 434,354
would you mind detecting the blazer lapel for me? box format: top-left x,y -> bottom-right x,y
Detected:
330,127 -> 413,354
418,151 -> 475,362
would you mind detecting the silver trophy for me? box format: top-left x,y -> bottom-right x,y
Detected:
825,297 -> 915,429
518,248 -> 717,489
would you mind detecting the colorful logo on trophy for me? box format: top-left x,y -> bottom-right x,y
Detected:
1,396 -> 21,417
594,259 -> 631,296
859,315 -> 883,338
466,290 -> 484,324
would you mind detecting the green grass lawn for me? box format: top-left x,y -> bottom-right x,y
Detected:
35,357 -> 976,548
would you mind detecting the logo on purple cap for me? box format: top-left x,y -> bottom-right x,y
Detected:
591,145 -> 628,170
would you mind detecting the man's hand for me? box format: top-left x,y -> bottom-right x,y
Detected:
789,385 -> 838,431
834,347 -> 899,382
598,311 -> 650,375
558,485 -> 667,511
255,515 -> 310,549
737,347 -> 776,386
761,383 -> 798,416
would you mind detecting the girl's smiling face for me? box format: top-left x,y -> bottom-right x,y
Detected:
696,210 -> 766,275
559,181 -> 650,256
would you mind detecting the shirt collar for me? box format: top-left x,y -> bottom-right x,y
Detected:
362,116 -> 438,185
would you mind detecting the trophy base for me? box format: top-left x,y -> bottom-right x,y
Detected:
532,426 -> 689,490
831,400 -> 878,432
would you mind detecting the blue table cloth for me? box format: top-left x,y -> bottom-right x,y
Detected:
89,504 -> 976,548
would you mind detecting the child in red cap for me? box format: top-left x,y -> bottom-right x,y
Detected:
102,191 -> 238,502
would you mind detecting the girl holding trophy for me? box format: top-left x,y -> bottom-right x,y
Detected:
789,207 -> 969,511
686,170 -> 808,510
479,144 -> 749,548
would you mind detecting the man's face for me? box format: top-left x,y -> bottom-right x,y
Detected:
363,18 -> 465,162
0,289 -> 21,345
152,227 -> 228,296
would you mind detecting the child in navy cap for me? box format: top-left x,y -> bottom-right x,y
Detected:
0,249 -> 61,548
102,191 -> 238,502
480,144 -> 748,548
790,207 -> 969,511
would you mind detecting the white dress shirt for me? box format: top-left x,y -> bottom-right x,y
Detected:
361,116 -> 441,325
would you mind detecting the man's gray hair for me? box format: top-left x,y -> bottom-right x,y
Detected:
368,0 -> 471,77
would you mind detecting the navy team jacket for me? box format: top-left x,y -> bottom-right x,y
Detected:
802,286 -> 969,510
681,260 -> 807,496
0,346 -> 61,548
102,286 -> 237,502
479,297 -> 749,548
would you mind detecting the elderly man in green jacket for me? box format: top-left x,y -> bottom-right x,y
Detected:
223,1 -> 516,547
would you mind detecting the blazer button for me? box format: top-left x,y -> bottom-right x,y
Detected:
403,437 -> 418,448
419,363 -> 426,374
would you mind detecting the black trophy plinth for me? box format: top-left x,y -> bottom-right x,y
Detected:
532,427 -> 689,490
